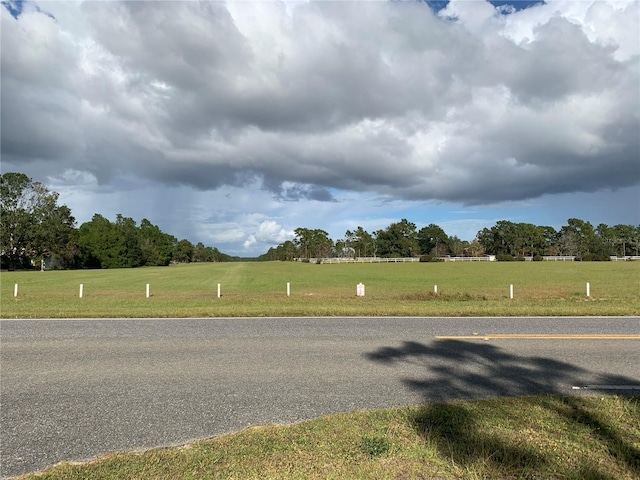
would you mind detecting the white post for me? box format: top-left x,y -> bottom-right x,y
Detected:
586,282 -> 590,297
434,285 -> 438,294
217,283 -> 221,298
14,283 -> 18,298
287,282 -> 290,297
510,284 -> 514,299
146,284 -> 150,298
357,283 -> 365,296
79,284 -> 84,299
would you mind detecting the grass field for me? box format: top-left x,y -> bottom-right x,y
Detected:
2,261 -> 639,318
15,395 -> 640,480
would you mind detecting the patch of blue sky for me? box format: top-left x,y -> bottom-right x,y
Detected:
2,0 -> 54,20
425,0 -> 545,13
1,0 -> 24,18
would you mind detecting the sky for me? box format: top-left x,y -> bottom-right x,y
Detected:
1,0 -> 639,257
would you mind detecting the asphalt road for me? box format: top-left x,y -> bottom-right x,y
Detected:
2,316 -> 639,478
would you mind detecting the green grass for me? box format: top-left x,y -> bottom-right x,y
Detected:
2,261 -> 639,318
15,395 -> 640,480
0,262 -> 640,318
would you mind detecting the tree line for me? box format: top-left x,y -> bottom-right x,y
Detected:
0,172 -> 239,270
2,172 -> 638,269
259,219 -> 640,261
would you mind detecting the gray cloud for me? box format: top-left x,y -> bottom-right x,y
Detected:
1,0 -> 638,208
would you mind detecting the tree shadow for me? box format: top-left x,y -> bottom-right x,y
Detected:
365,340 -> 640,478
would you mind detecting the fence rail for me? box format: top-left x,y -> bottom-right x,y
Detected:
313,256 -> 496,263
317,257 -> 422,264
302,255 -> 639,264
442,256 -> 495,262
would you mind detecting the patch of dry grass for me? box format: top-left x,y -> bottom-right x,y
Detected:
17,395 -> 640,480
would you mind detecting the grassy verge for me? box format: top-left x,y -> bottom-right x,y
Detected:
16,395 -> 640,480
2,261 -> 639,318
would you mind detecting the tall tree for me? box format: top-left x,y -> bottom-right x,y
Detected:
294,228 -> 332,259
611,224 -> 636,257
448,235 -> 469,257
344,226 -> 375,257
138,218 -> 176,266
375,219 -> 418,257
417,224 -> 449,256
465,238 -> 486,257
537,226 -> 558,256
476,221 -> 517,255
115,215 -> 143,267
78,214 -> 122,268
560,218 -> 597,259
173,239 -> 194,263
1,173 -> 76,269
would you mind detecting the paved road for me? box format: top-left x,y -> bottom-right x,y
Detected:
2,316 -> 639,478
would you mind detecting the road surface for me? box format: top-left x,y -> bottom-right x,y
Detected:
1,316 -> 639,478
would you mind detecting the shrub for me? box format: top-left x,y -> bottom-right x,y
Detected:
579,253 -> 611,262
496,254 -> 515,262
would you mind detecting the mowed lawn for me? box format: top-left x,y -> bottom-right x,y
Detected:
2,261 -> 638,318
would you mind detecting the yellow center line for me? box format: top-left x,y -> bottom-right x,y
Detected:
435,334 -> 640,340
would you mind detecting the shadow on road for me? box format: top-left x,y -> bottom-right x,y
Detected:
365,339 -> 640,478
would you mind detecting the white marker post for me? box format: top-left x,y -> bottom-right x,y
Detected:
217,283 -> 221,298
434,285 -> 438,294
287,282 -> 290,297
146,284 -> 150,298
79,284 -> 84,299
586,282 -> 590,297
356,283 -> 365,297
510,284 -> 514,300
14,283 -> 18,298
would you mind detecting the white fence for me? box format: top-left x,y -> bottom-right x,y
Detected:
318,257 -> 422,264
313,256 -> 496,263
303,255 -> 638,264
442,256 -> 496,262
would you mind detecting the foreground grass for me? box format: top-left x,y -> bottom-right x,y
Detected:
17,395 -> 640,480
2,261 -> 639,317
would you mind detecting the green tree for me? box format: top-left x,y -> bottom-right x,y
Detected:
343,226 -> 375,257
476,221 -> 518,256
78,214 -> 122,268
1,172 -> 76,269
560,218 -> 596,259
611,224 -> 636,257
294,228 -> 333,259
478,221 -> 552,257
138,218 -> 176,266
173,239 -> 194,263
449,235 -> 469,257
417,224 -> 449,257
115,215 -> 143,268
537,226 -> 557,256
375,219 -> 418,257
193,242 -> 213,262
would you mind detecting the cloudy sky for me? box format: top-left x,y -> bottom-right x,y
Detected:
2,0 -> 639,256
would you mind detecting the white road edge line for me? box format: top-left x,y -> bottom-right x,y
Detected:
572,385 -> 640,390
